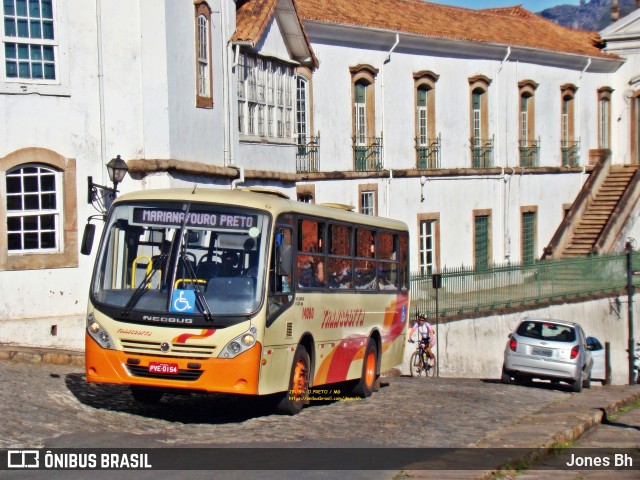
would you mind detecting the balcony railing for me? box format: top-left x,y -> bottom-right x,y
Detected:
296,135 -> 320,173
352,136 -> 383,171
415,134 -> 441,169
561,139 -> 580,167
470,136 -> 494,168
519,138 -> 540,167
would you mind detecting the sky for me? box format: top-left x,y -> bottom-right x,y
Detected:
430,0 -> 581,13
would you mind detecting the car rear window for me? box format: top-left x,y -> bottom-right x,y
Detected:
516,321 -> 576,342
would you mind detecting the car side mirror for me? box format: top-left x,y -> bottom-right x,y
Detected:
80,223 -> 96,256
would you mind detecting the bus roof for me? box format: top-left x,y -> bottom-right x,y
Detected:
113,187 -> 408,231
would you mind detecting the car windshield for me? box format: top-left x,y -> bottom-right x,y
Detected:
91,201 -> 270,324
516,321 -> 576,342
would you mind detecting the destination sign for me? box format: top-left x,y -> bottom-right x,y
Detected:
133,208 -> 257,229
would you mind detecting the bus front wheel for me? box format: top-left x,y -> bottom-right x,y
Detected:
352,339 -> 378,398
276,344 -> 310,415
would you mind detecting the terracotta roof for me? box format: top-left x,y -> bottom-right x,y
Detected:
233,0 -> 279,44
233,0 -> 318,68
295,0 -> 613,59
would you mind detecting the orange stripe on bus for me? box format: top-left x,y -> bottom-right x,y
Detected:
172,329 -> 216,344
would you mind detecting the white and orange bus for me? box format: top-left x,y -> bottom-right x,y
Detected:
83,187 -> 410,414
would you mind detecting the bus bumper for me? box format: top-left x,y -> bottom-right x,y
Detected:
85,333 -> 261,395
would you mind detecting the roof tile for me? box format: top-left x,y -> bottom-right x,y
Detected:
295,0 -> 613,58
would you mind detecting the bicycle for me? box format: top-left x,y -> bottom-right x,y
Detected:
408,340 -> 436,377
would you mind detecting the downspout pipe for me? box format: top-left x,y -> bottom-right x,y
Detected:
381,34 -> 399,218
577,57 -> 591,166
381,34 -> 399,169
95,0 -> 107,179
496,46 -> 511,168
231,166 -> 244,189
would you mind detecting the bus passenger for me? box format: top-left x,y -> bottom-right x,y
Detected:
329,260 -> 351,288
298,256 -> 324,287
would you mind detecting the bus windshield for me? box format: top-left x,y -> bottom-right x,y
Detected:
90,201 -> 270,324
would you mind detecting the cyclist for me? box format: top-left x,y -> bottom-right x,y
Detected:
408,313 -> 436,367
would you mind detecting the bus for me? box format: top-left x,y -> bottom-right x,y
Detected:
82,187 -> 410,414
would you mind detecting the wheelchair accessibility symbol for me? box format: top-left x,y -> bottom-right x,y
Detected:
171,289 -> 196,313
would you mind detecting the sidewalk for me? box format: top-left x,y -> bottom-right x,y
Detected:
403,383 -> 640,479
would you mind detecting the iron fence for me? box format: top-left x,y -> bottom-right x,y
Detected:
352,136 -> 383,171
470,136 -> 494,168
410,252 -> 640,318
561,139 -> 580,167
415,134 -> 441,169
296,135 -> 320,173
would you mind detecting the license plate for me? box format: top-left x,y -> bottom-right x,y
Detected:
531,347 -> 552,357
148,362 -> 179,374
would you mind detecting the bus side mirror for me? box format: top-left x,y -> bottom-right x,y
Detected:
278,244 -> 292,277
80,223 -> 96,255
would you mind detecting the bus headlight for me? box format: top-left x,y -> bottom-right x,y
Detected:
86,312 -> 113,350
221,329 -> 257,359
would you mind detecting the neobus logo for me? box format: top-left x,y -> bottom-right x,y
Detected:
142,315 -> 194,324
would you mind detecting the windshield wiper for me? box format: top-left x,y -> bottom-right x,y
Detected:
121,254 -> 168,317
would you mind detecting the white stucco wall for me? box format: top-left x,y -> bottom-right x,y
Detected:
399,293 -> 640,386
308,36 -> 616,172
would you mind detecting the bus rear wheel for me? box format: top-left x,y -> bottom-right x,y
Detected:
276,344 -> 310,415
352,339 -> 378,398
130,386 -> 164,404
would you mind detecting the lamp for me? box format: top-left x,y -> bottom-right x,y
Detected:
88,155 -> 128,214
106,155 -> 128,189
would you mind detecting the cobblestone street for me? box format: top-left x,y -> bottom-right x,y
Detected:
0,360 -> 572,449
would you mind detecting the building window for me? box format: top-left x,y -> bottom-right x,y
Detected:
560,83 -> 579,167
350,64 -> 381,171
473,209 -> 492,270
194,2 -> 213,108
358,183 -> 377,216
414,70 -> 440,169
468,75 -> 492,168
597,87 -> 612,150
237,50 -> 295,141
6,163 -> 60,251
296,184 -> 315,204
0,148 -> 77,270
295,68 -> 319,173
3,0 -> 56,81
518,80 -> 539,167
521,207 -> 537,266
417,213 -> 440,276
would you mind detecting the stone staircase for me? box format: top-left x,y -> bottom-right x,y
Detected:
543,159 -> 640,260
561,166 -> 636,257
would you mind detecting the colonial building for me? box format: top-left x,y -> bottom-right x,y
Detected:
0,0 -> 638,349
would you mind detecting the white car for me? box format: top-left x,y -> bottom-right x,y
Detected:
586,336 -> 606,385
502,317 -> 593,392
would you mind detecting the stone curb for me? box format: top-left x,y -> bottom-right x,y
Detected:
0,346 -> 84,367
473,387 -> 640,479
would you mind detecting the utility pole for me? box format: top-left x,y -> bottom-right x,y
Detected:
626,240 -> 635,385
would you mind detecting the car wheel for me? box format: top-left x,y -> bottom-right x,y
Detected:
500,366 -> 511,384
583,370 -> 591,389
571,370 -> 583,393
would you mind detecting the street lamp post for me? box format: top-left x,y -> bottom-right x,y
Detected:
626,240 -> 635,385
88,155 -> 129,214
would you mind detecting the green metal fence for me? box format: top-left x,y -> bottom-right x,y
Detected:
410,252 -> 640,318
